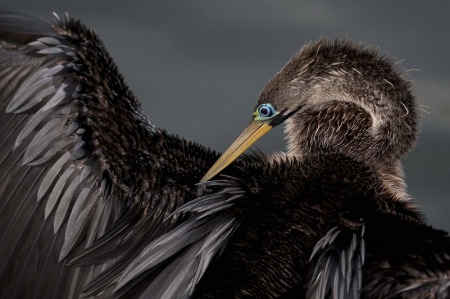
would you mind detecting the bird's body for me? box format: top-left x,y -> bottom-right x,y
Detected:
0,12 -> 449,299
192,153 -> 450,298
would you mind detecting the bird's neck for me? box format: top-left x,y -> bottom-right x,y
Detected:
284,97 -> 416,166
284,143 -> 411,203
283,101 -> 413,203
375,161 -> 411,202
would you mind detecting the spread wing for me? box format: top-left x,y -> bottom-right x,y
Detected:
0,12 -> 219,299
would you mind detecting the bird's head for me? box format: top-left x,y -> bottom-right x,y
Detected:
201,39 -> 418,182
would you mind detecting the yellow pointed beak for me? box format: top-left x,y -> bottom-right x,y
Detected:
200,121 -> 273,182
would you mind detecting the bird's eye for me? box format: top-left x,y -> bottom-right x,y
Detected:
255,103 -> 277,120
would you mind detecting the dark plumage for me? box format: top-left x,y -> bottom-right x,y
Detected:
0,12 -> 449,299
0,12 -> 219,298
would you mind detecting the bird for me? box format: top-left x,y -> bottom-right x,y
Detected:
1,11 -> 450,299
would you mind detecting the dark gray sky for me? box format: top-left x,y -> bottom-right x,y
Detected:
3,1 -> 450,230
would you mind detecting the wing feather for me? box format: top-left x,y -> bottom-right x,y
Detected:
307,224 -> 365,299
113,179 -> 245,298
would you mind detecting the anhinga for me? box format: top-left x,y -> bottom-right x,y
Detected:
0,12 -> 450,299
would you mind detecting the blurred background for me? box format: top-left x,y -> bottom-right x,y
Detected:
3,1 -> 450,230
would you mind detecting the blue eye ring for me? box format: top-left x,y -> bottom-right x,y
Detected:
254,103 -> 277,120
